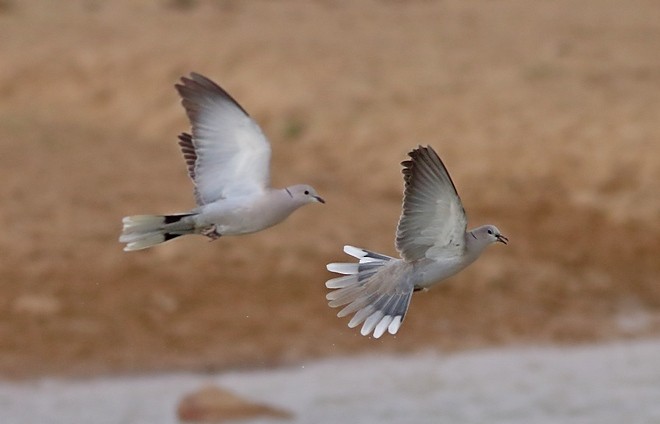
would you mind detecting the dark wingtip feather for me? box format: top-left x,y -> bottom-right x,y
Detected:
401,144 -> 458,194
175,72 -> 250,117
177,132 -> 197,181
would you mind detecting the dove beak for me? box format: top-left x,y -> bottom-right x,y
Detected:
314,195 -> 325,204
496,234 -> 508,245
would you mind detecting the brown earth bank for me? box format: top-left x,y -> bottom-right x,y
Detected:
0,0 -> 659,379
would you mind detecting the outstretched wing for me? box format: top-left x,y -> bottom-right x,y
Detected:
175,73 -> 271,205
395,146 -> 467,262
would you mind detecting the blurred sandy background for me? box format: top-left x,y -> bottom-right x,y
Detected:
0,0 -> 658,379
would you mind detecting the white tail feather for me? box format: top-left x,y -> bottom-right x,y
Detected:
121,215 -> 165,232
343,245 -> 395,263
326,263 -> 360,275
326,245 -> 412,338
325,275 -> 359,289
119,214 -> 194,251
373,315 -> 394,339
361,311 -> 385,336
123,234 -> 167,252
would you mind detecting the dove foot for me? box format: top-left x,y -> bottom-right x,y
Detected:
201,225 -> 222,240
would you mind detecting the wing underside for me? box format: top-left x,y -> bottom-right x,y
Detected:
395,146 -> 467,262
175,73 -> 272,205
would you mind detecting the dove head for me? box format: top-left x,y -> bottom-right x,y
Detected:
285,184 -> 325,205
472,225 -> 508,246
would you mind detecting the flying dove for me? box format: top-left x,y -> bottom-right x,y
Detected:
326,146 -> 506,338
120,73 -> 324,251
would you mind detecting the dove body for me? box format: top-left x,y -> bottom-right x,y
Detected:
413,225 -> 502,288
192,185 -> 322,235
120,74 -> 323,251
326,147 -> 507,338
123,185 -> 321,248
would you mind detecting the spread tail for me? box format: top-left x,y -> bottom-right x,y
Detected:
326,246 -> 413,338
119,214 -> 195,251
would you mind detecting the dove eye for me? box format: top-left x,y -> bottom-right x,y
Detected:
487,229 -> 493,235
304,190 -> 309,195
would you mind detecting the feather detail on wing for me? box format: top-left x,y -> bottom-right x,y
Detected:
175,73 -> 271,205
177,133 -> 197,181
395,145 -> 468,262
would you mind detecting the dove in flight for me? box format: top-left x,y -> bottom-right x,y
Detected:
325,145 -> 507,338
120,73 -> 324,251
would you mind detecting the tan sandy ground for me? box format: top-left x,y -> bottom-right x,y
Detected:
0,0 -> 659,379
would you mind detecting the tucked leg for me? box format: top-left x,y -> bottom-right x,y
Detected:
201,225 -> 222,240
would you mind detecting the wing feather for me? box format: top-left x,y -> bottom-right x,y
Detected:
395,146 -> 467,261
175,73 -> 271,205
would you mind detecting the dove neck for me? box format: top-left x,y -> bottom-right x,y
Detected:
465,229 -> 491,259
274,188 -> 308,210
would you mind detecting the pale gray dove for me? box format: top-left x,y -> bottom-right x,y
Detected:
120,73 -> 324,251
326,145 -> 507,338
